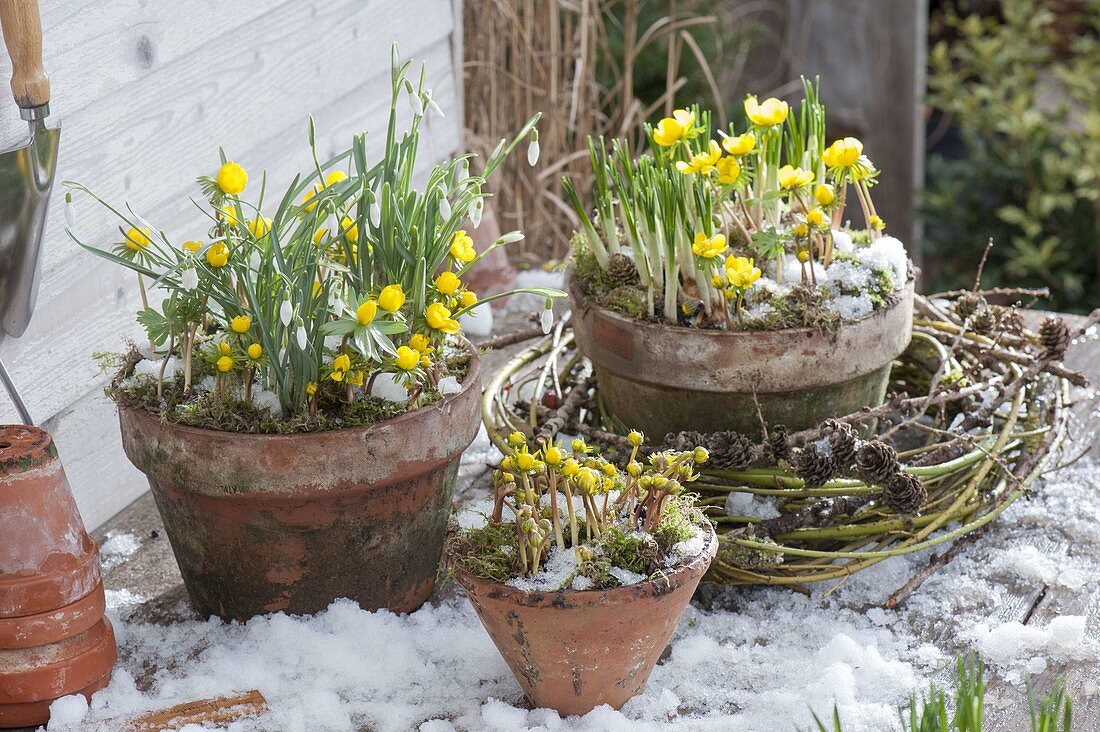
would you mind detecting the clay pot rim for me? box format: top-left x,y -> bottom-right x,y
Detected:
568,274 -> 914,340
115,337 -> 481,441
450,521 -> 717,605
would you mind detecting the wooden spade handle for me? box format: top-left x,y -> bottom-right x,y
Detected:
0,0 -> 49,111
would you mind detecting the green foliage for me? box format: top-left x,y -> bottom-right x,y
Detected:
923,0 -> 1100,312
805,654 -> 1074,731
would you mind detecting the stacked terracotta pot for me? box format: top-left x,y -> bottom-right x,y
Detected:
0,425 -> 116,728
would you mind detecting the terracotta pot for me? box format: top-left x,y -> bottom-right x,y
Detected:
0,425 -> 116,729
452,525 -> 717,716
569,279 -> 914,437
117,347 -> 483,620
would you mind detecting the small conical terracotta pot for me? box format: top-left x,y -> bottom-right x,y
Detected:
452,525 -> 717,716
0,425 -> 116,729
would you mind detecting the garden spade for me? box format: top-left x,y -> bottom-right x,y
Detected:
0,0 -> 58,424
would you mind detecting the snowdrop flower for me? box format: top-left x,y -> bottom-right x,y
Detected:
249,250 -> 261,270
454,160 -> 469,186
426,91 -> 444,118
280,299 -> 294,326
409,89 -> 424,117
500,231 -> 524,245
369,199 -> 381,228
296,324 -> 308,350
469,198 -> 483,229
181,268 -> 198,291
527,130 -> 540,167
64,193 -> 76,229
540,299 -> 554,334
437,187 -> 452,219
325,212 -> 339,237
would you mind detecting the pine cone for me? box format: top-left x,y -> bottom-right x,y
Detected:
954,292 -> 987,321
793,442 -> 836,489
766,425 -> 791,464
664,430 -> 707,453
995,306 -> 1025,334
825,420 -> 859,475
970,307 -> 996,335
1039,316 -> 1071,361
707,431 -> 755,470
883,471 -> 927,514
855,440 -> 900,486
606,252 -> 640,287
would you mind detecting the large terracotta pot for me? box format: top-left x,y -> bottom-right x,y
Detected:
452,525 -> 717,716
0,425 -> 116,729
569,279 -> 914,438
117,349 -> 483,621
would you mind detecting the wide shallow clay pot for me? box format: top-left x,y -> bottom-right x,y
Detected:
569,279 -> 914,438
117,349 -> 483,621
452,525 -> 717,716
0,425 -> 116,729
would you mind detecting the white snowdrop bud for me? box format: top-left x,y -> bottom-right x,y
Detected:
527,131 -> 540,167
409,90 -> 424,117
499,231 -> 524,244
437,188 -> 451,220
325,212 -> 339,237
181,268 -> 198,291
369,199 -> 381,228
296,325 -> 308,350
540,300 -> 554,334
469,199 -> 483,229
454,160 -> 469,186
64,193 -> 76,229
427,93 -> 444,118
249,250 -> 261,270
280,299 -> 294,326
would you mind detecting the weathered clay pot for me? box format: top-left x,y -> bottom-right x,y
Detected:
117,348 -> 483,621
0,425 -> 116,728
452,525 -> 717,716
569,279 -> 914,437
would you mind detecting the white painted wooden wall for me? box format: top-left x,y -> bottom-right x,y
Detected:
0,0 -> 465,529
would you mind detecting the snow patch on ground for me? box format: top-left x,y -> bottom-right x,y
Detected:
99,532 -> 141,571
62,458 -> 1100,731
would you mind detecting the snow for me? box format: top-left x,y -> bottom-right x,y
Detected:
131,356 -> 184,381
437,376 -> 462,395
251,389 -> 282,414
827,293 -> 874,320
98,532 -> 140,571
67,457 -> 1100,731
831,229 -> 854,254
506,549 -> 579,592
48,694 -> 89,726
856,235 -> 907,291
458,306 -> 493,337
723,491 -> 781,520
369,373 -> 408,403
608,567 -> 646,586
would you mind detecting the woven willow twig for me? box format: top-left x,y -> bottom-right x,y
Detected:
481,294 -> 1074,587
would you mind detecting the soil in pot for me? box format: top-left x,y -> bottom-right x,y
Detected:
116,349 -> 483,621
451,524 -> 717,716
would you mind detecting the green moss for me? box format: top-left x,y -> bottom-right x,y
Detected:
593,525 -> 658,575
740,285 -> 841,334
598,285 -> 647,319
569,233 -> 616,297
654,494 -> 708,551
447,522 -> 517,583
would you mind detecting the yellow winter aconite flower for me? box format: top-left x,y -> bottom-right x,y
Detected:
652,109 -> 695,147
715,156 -> 741,186
419,354 -> 432,368
408,333 -> 432,353
627,430 -> 644,447
792,222 -> 810,238
675,140 -> 721,175
822,137 -> 863,168
460,290 -> 478,308
206,242 -> 229,267
218,341 -> 232,356
691,232 -> 728,260
341,217 -> 358,244
425,302 -> 461,334
725,255 -> 762,290
543,445 -> 563,465
870,215 -> 886,231
181,239 -> 202,253
450,230 -> 476,263
247,343 -> 263,360
301,184 -> 322,213
744,96 -> 789,126
247,217 -> 271,239
356,299 -> 378,326
347,370 -> 365,388
394,345 -> 419,371
216,161 -> 248,195
814,183 -> 836,206
778,165 -> 814,190
722,132 -> 756,156
305,381 -> 318,396
230,315 -> 251,333
333,353 -> 351,373
434,270 -> 460,295
378,284 -> 406,312
514,451 -> 537,472
124,227 -> 152,251
313,227 -> 328,246
805,208 -> 825,227
219,204 -> 239,226
216,355 -> 234,373
325,170 -> 348,187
